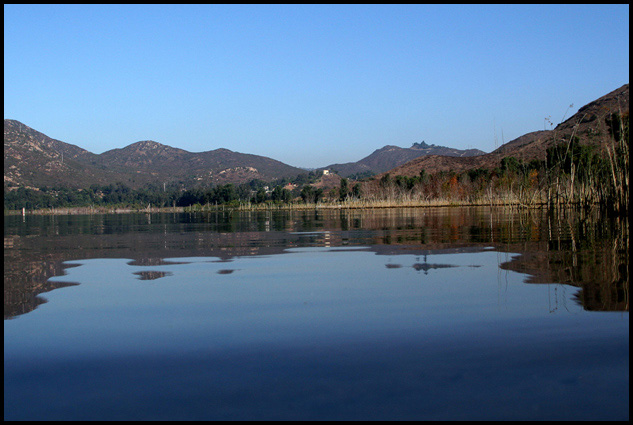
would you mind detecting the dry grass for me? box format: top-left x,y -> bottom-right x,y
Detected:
9,196 -> 549,216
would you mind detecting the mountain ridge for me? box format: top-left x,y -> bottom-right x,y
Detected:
381,83 -> 629,178
5,83 -> 628,190
325,142 -> 485,178
4,121 -> 306,189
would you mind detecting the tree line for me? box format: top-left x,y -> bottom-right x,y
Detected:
4,169 -> 328,211
4,181 -> 289,211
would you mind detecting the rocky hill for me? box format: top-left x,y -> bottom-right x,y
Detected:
383,83 -> 629,177
4,121 -> 306,189
325,141 -> 485,178
4,119 -> 117,188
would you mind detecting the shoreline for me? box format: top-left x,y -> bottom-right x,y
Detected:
5,199 -> 556,216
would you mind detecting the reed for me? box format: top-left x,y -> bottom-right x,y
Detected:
603,111 -> 629,215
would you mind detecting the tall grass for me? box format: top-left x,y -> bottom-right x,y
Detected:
603,111 -> 629,215
544,110 -> 628,215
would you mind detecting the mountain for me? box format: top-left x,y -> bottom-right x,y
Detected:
382,83 -> 629,177
5,84 -> 628,191
4,121 -> 306,189
325,142 -> 485,178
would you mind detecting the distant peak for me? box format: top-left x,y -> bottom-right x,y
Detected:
125,140 -> 176,151
134,140 -> 162,147
4,119 -> 33,132
375,145 -> 401,152
411,141 -> 436,149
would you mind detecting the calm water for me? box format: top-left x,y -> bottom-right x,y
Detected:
4,207 -> 629,420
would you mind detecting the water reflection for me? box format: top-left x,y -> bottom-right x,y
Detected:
4,207 -> 629,319
412,262 -> 459,272
133,271 -> 173,280
4,207 -> 629,421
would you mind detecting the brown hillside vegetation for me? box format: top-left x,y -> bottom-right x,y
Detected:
383,84 -> 629,178
350,84 -> 628,215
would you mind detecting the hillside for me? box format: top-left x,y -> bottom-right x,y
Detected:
383,84 -> 629,178
4,121 -> 306,189
4,119 -> 118,188
326,142 -> 485,178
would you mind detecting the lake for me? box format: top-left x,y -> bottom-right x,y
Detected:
4,206 -> 629,420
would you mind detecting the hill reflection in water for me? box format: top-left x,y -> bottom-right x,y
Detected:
5,207 -> 628,319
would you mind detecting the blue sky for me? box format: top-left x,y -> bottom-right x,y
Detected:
4,4 -> 629,168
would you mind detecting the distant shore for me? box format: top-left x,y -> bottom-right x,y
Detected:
5,199 -> 552,216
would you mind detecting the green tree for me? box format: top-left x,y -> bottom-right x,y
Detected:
300,185 -> 323,203
339,178 -> 349,201
271,185 -> 292,203
351,183 -> 362,199
253,188 -> 268,204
